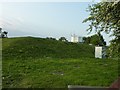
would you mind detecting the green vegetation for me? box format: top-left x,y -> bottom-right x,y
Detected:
3,58 -> 118,88
83,33 -> 106,46
2,37 -> 118,88
59,37 -> 68,42
0,27 -> 8,38
83,1 -> 120,58
2,37 -> 94,60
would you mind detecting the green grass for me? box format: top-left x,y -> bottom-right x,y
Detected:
2,37 -> 94,60
2,58 -> 118,88
2,37 -> 118,88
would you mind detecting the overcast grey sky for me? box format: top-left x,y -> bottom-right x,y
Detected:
0,1 -> 114,45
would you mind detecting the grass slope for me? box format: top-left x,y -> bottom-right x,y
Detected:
2,37 -> 118,88
2,37 -> 94,60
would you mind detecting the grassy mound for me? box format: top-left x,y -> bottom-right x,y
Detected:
2,37 -> 94,60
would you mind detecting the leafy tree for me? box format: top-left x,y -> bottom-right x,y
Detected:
0,27 -> 8,38
83,37 -> 91,44
59,37 -> 68,42
83,33 -> 106,46
0,28 -> 2,33
90,34 -> 101,45
98,32 -> 106,46
3,31 -> 8,38
46,37 -> 56,40
83,1 -> 120,57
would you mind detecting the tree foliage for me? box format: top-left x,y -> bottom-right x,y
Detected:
59,37 -> 68,42
83,1 -> 120,58
46,37 -> 56,40
0,27 -> 8,38
83,33 -> 106,46
83,2 -> 120,36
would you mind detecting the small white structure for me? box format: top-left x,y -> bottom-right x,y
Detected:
71,34 -> 78,43
95,46 -> 106,58
71,34 -> 84,43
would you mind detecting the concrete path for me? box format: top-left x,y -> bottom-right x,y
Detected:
68,77 -> 120,90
